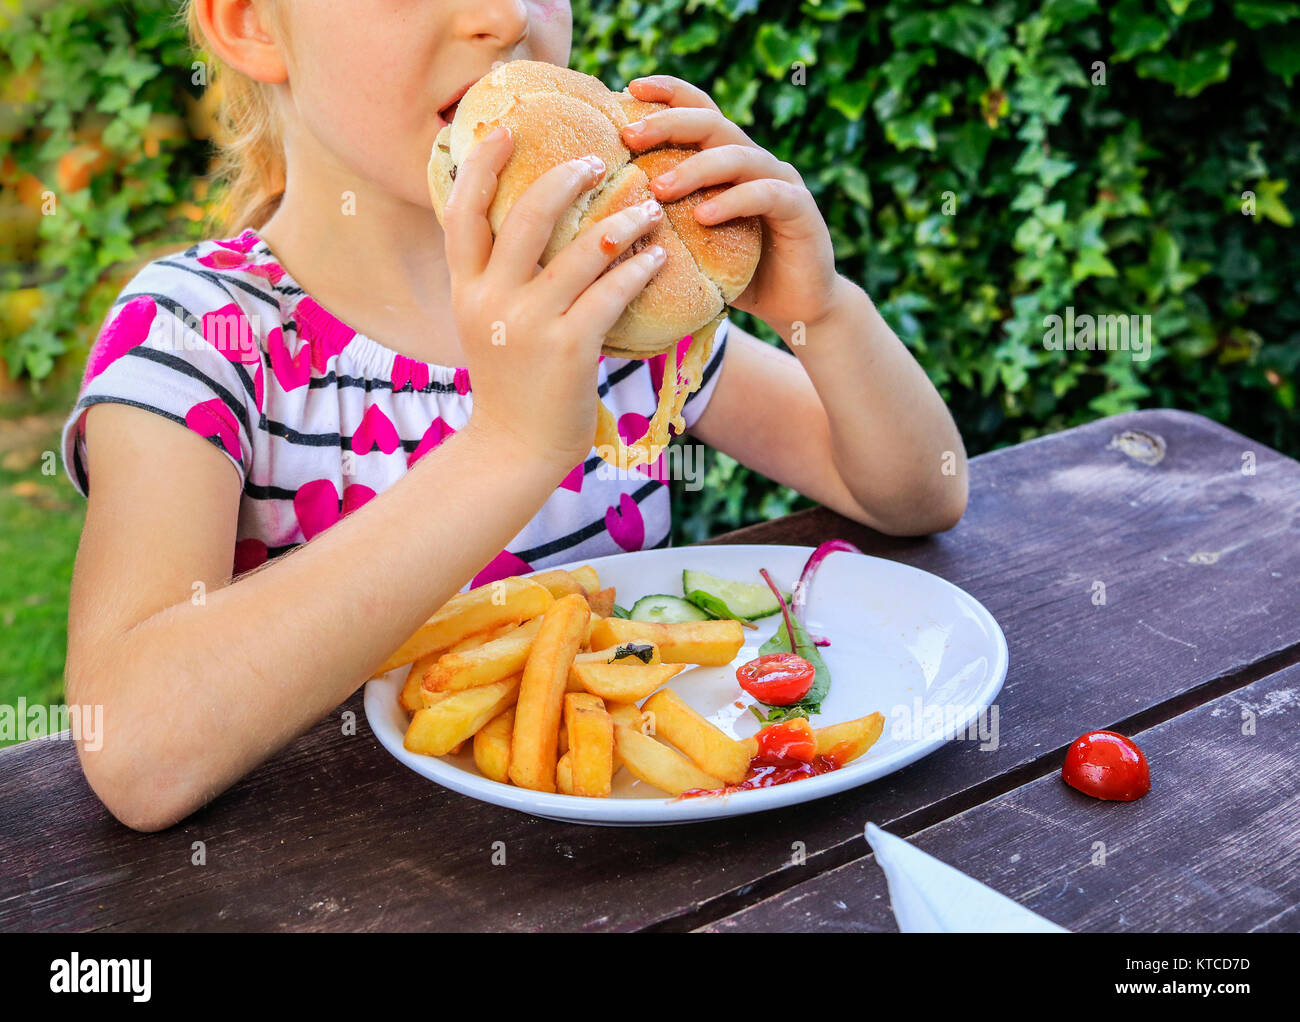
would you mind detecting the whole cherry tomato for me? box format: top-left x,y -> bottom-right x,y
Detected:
754,717 -> 817,764
736,652 -> 815,706
1062,730 -> 1151,801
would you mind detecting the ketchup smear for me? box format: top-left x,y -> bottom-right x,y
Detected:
677,729 -> 853,800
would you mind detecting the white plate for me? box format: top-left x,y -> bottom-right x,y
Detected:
364,545 -> 1008,826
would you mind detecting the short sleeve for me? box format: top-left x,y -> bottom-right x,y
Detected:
61,274 -> 261,498
679,314 -> 730,431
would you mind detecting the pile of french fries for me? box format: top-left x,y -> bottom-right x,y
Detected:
378,565 -> 884,798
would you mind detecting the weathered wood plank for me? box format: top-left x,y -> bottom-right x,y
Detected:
704,662 -> 1300,933
1,409 -> 1297,932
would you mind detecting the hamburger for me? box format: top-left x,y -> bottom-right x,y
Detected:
428,60 -> 762,468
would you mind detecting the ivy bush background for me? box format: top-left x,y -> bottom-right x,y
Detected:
1,0 -> 1296,546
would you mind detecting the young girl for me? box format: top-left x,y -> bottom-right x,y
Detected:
62,0 -> 968,831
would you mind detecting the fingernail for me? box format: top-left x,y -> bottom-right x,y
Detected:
647,245 -> 666,261
624,121 -> 645,135
638,198 -> 662,216
696,200 -> 715,218
583,154 -> 605,172
653,171 -> 676,190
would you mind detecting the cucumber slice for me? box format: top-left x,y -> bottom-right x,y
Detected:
682,569 -> 788,621
629,594 -> 712,624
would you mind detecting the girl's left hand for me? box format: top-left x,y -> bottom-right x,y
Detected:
622,75 -> 843,333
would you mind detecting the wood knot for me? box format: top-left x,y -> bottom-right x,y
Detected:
1108,429 -> 1166,466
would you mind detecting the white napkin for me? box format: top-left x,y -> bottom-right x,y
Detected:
865,822 -> 1068,933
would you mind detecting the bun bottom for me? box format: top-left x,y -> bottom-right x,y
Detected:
599,343 -> 672,361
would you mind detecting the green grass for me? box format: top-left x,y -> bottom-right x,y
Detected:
0,373 -> 85,746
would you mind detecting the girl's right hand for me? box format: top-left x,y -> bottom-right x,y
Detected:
442,126 -> 668,473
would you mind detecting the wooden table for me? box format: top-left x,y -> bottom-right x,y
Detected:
2,409 -> 1297,933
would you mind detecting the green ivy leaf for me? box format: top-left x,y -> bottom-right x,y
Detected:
1259,24 -> 1300,85
1231,2 -> 1300,29
1136,41 -> 1236,96
1110,1 -> 1172,61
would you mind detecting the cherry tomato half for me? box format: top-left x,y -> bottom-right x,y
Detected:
736,652 -> 815,706
1062,730 -> 1151,801
754,717 -> 817,764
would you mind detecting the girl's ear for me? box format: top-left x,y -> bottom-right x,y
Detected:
195,0 -> 289,84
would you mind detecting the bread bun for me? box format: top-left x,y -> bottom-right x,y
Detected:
428,60 -> 761,358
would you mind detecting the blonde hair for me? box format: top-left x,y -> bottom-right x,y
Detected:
182,0 -> 286,234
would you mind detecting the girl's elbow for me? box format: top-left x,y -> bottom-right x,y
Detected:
857,482 -> 967,537
72,699 -> 201,833
79,745 -> 194,832
927,481 -> 968,534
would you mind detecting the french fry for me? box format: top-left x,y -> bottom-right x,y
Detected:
739,713 -> 886,764
556,752 -> 574,795
814,712 -> 885,764
564,693 -> 614,797
527,568 -> 587,600
613,722 -> 724,796
578,643 -> 662,666
376,578 -> 554,675
449,620 -> 519,652
571,565 -> 600,593
572,661 -> 683,703
399,623 -> 518,713
586,586 -> 616,617
422,617 -> 544,693
404,675 -> 521,757
606,702 -> 644,729
588,618 -> 743,666
420,686 -> 454,709
400,649 -> 440,713
508,594 -> 592,792
642,689 -> 750,784
606,701 -> 641,772
473,707 -> 515,783
566,643 -> 663,693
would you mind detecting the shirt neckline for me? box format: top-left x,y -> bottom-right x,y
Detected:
235,227 -> 469,386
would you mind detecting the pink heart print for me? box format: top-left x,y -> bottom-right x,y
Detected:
293,479 -> 376,541
471,549 -> 535,589
268,326 -> 312,391
233,537 -> 268,575
83,296 -> 156,386
184,398 -> 242,461
296,297 -> 357,372
605,492 -> 645,552
215,231 -> 259,254
351,404 -> 401,456
558,463 -> 585,493
202,303 -> 261,366
391,355 -> 430,392
407,416 -> 456,468
617,412 -> 667,480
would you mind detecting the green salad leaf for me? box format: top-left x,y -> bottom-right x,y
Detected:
684,588 -> 744,623
754,600 -> 831,719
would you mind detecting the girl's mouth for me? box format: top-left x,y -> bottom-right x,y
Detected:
440,99 -> 461,125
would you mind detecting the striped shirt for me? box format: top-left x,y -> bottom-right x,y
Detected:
60,229 -> 728,588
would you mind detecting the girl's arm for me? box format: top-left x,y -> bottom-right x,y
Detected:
69,403 -> 568,832
619,76 -> 968,534
689,278 -> 969,536
69,128 -> 668,831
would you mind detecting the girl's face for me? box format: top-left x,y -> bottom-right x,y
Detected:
273,0 -> 572,208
